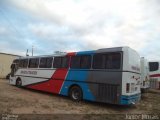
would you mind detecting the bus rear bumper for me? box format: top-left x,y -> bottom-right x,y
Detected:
120,93 -> 141,105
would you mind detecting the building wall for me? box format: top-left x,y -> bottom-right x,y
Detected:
0,53 -> 19,78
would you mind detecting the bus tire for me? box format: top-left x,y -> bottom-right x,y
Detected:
69,85 -> 83,102
16,78 -> 22,87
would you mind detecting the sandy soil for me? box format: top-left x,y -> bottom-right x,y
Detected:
0,79 -> 160,120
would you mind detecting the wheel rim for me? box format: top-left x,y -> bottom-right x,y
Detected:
72,89 -> 80,100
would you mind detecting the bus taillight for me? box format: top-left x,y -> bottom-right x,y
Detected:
126,83 -> 130,93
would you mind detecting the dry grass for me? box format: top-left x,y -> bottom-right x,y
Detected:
0,79 -> 160,119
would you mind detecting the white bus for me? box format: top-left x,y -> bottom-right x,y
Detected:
149,61 -> 160,89
140,57 -> 150,92
9,46 -> 141,105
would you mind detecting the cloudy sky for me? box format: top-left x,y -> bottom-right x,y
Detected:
0,0 -> 160,60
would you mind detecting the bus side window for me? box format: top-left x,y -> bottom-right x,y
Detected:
61,57 -> 69,68
19,60 -> 23,68
39,58 -> 46,68
106,53 -> 121,69
93,54 -> 105,69
70,56 -> 81,69
23,59 -> 28,68
81,55 -> 91,69
53,57 -> 69,68
28,58 -> 39,68
39,57 -> 53,68
46,57 -> 53,68
53,57 -> 62,68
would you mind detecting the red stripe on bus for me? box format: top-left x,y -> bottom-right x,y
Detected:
27,69 -> 68,94
150,74 -> 160,78
67,52 -> 76,56
27,52 -> 76,94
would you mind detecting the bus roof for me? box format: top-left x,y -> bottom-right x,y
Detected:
18,46 -> 133,59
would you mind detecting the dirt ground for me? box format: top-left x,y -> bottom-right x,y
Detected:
0,79 -> 160,120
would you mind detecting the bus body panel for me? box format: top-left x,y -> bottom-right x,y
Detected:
9,46 -> 141,105
149,61 -> 160,89
121,47 -> 141,105
140,58 -> 150,91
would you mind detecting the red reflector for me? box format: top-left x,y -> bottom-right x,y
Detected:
126,83 -> 130,93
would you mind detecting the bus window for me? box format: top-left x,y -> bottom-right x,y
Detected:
149,62 -> 159,71
61,57 -> 69,68
71,55 -> 91,69
93,54 -> 105,69
71,56 -> 81,69
19,59 -> 28,68
28,58 -> 39,68
39,57 -> 53,68
81,55 -> 91,69
53,57 -> 62,68
53,57 -> 69,68
106,53 -> 121,69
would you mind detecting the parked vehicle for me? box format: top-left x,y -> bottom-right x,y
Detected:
149,61 -> 160,89
9,46 -> 141,105
140,57 -> 150,93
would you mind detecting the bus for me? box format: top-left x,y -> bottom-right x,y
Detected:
9,46 -> 141,105
140,57 -> 150,93
149,61 -> 160,89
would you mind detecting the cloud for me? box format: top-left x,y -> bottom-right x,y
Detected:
0,0 -> 160,60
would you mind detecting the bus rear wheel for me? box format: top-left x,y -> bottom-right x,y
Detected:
69,86 -> 83,102
16,78 -> 22,87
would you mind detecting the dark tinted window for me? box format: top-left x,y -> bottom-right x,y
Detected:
71,56 -> 81,68
28,58 -> 39,68
61,57 -> 69,68
39,57 -> 53,68
19,59 -> 28,68
93,54 -> 105,69
71,55 -> 91,69
106,53 -> 121,69
13,59 -> 19,64
149,62 -> 159,71
93,52 -> 121,69
81,56 -> 91,69
53,57 -> 69,68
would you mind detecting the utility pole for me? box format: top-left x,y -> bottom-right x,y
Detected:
32,45 -> 34,56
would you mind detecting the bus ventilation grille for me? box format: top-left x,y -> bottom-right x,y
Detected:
98,84 -> 119,104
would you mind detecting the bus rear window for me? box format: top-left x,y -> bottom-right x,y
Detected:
149,62 -> 159,71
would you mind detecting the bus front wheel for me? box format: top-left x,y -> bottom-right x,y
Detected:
69,86 -> 83,102
16,78 -> 22,87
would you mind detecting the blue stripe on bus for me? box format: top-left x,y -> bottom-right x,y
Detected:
120,94 -> 141,105
60,51 -> 95,101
